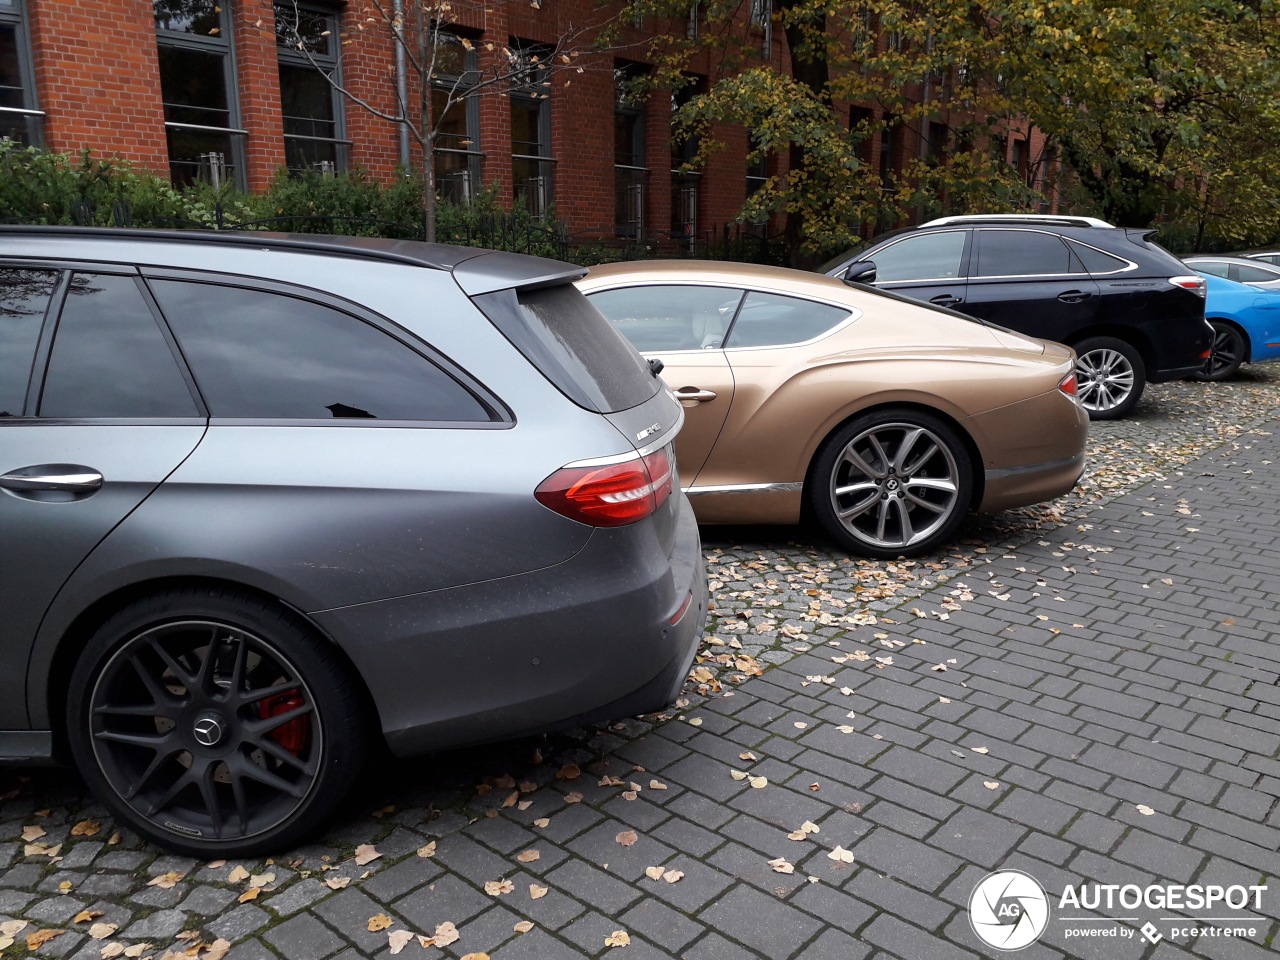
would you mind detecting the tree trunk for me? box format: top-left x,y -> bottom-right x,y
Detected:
781,2 -> 830,269
417,2 -> 436,243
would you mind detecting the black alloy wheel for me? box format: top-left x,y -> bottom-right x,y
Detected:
1192,320 -> 1246,382
67,589 -> 366,857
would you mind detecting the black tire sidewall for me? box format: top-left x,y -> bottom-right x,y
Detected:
1193,321 -> 1244,382
808,409 -> 973,559
66,588 -> 366,858
1074,337 -> 1146,420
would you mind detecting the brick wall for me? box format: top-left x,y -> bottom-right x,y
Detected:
28,0 -> 168,173
25,1 -> 1027,239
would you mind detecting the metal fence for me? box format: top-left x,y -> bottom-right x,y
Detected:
3,198 -> 788,266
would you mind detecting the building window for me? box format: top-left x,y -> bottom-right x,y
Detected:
1012,138 -> 1030,183
745,144 -> 768,198
614,66 -> 646,239
749,0 -> 772,55
510,43 -> 554,218
927,121 -> 948,166
670,80 -> 702,241
0,0 -> 41,146
155,0 -> 245,188
431,34 -> 482,204
275,4 -> 347,175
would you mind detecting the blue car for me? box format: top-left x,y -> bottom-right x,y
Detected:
1195,273 -> 1280,380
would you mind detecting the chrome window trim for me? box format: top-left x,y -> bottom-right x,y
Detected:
684,481 -> 803,495
968,228 -> 1138,280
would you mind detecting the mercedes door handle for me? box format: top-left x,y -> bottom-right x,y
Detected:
0,465 -> 104,493
1057,290 -> 1093,303
929,294 -> 964,307
674,387 -> 718,403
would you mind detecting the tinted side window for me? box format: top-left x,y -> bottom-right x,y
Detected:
871,231 -> 966,281
725,292 -> 852,348
0,268 -> 57,418
976,230 -> 1076,277
474,283 -> 660,414
150,280 -> 491,421
589,285 -> 743,352
40,274 -> 199,419
1235,263 -> 1279,283
1067,240 -> 1130,275
1190,260 -> 1229,279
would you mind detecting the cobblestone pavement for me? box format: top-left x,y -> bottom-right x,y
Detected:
5,373 -> 1280,960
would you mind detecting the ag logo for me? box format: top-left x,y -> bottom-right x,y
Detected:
969,870 -> 1050,951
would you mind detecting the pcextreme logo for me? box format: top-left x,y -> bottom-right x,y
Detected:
969,870 -> 1051,951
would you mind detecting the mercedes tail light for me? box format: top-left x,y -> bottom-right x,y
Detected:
536,443 -> 674,527
1169,275 -> 1207,298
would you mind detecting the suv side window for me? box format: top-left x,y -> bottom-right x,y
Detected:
588,285 -> 744,352
1067,241 -> 1131,275
1234,262 -> 1279,283
1191,260 -> 1230,279
975,230 -> 1078,277
40,273 -> 200,419
0,268 -> 58,417
149,280 -> 493,421
725,291 -> 852,348
871,231 -> 967,281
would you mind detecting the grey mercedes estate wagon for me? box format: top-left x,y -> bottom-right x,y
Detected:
0,227 -> 707,856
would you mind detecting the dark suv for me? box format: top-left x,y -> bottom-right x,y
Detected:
0,227 -> 706,856
824,215 -> 1212,419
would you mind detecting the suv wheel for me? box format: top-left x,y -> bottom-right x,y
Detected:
66,588 -> 367,858
809,409 -> 972,558
1073,337 -> 1145,420
1192,320 -> 1245,382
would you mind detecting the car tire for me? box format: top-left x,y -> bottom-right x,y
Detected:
66,587 -> 368,858
808,409 -> 973,559
1073,337 -> 1146,420
1192,320 -> 1246,382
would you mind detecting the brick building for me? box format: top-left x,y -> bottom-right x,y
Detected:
0,1 -> 1050,244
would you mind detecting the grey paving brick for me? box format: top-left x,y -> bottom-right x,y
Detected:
206,904 -> 272,943
994,788 -> 1079,834
390,873 -> 493,934
262,913 -> 347,960
852,827 -> 964,892
1079,743 -> 1177,788
682,931 -> 763,960
930,806 -> 1029,869
845,869 -> 953,931
488,928 -> 587,960
699,884 -> 822,959
620,897 -> 706,952
862,914 -> 978,960
543,858 -> 641,915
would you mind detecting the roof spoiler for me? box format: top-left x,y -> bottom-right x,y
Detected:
452,249 -> 586,296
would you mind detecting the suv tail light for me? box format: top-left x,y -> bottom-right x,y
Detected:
1058,372 -> 1079,397
536,443 -> 674,527
1169,275 -> 1207,298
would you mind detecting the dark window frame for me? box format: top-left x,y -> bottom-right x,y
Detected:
614,64 -> 647,238
140,267 -> 509,427
275,2 -> 350,176
0,0 -> 42,146
155,1 -> 247,189
431,32 -> 483,204
509,41 -> 555,219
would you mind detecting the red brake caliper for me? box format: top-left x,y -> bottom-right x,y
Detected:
259,690 -> 310,755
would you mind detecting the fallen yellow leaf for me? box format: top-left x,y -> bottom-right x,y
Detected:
604,930 -> 631,947
367,914 -> 394,932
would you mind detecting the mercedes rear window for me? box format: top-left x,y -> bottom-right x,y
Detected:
474,282 -> 661,414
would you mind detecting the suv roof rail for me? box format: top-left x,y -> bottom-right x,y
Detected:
921,214 -> 1116,229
